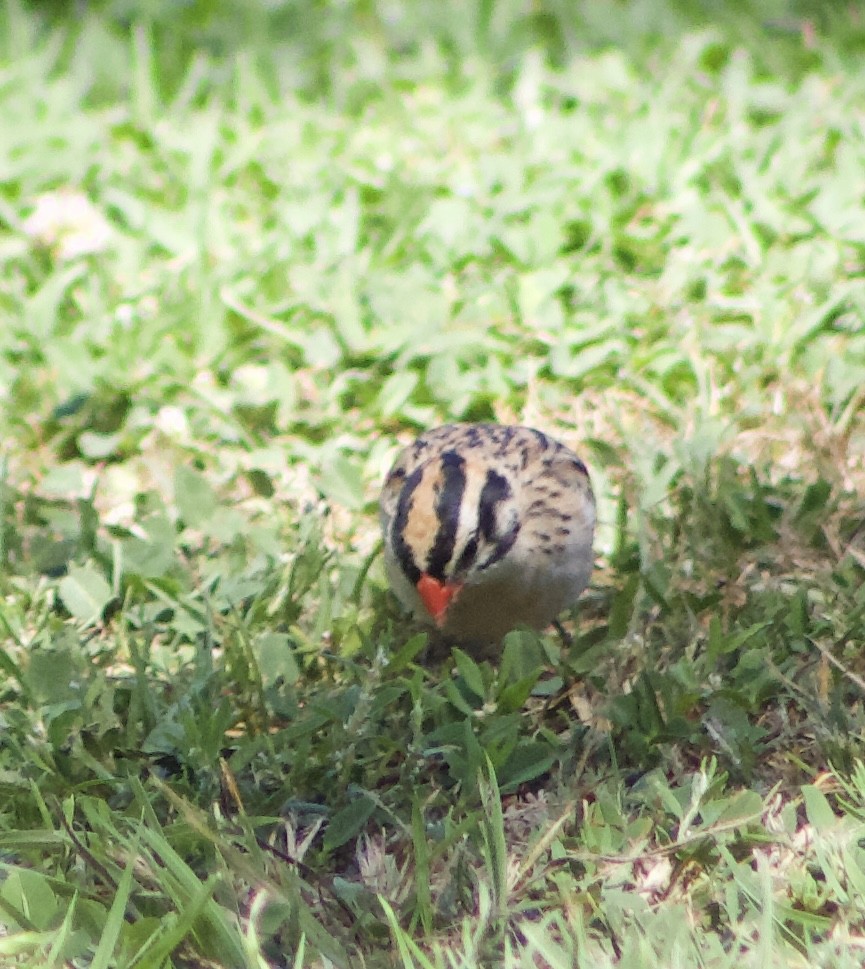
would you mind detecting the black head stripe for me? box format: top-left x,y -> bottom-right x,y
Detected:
477,469 -> 511,540
570,456 -> 589,477
392,466 -> 423,585
425,451 -> 466,580
476,469 -> 519,571
454,534 -> 479,576
530,428 -> 550,452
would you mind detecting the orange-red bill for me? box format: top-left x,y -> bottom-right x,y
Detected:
417,574 -> 461,625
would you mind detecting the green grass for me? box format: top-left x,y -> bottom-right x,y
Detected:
2,0 -> 865,965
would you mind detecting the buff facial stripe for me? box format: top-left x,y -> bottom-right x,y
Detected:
477,469 -> 511,540
425,451 -> 466,580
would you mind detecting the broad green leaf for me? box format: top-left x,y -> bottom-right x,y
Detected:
40,463 -> 87,499
452,648 -> 486,700
58,564 -> 112,624
174,466 -> 217,527
323,796 -> 376,853
77,431 -> 122,459
317,454 -> 365,510
256,632 -> 301,687
802,785 -> 837,831
385,633 -> 429,674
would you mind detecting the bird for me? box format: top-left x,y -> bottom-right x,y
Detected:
379,423 -> 595,647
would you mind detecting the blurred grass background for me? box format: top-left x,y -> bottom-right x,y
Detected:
2,0 -> 865,966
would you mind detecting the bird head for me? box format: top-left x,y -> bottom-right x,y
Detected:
380,446 -> 521,627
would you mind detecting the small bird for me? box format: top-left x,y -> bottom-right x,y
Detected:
380,423 -> 595,646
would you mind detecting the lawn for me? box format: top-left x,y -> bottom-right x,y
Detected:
2,0 -> 865,965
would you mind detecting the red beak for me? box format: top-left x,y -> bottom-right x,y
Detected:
416,574 -> 461,626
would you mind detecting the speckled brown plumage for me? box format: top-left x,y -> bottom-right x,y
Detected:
380,423 -> 595,647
